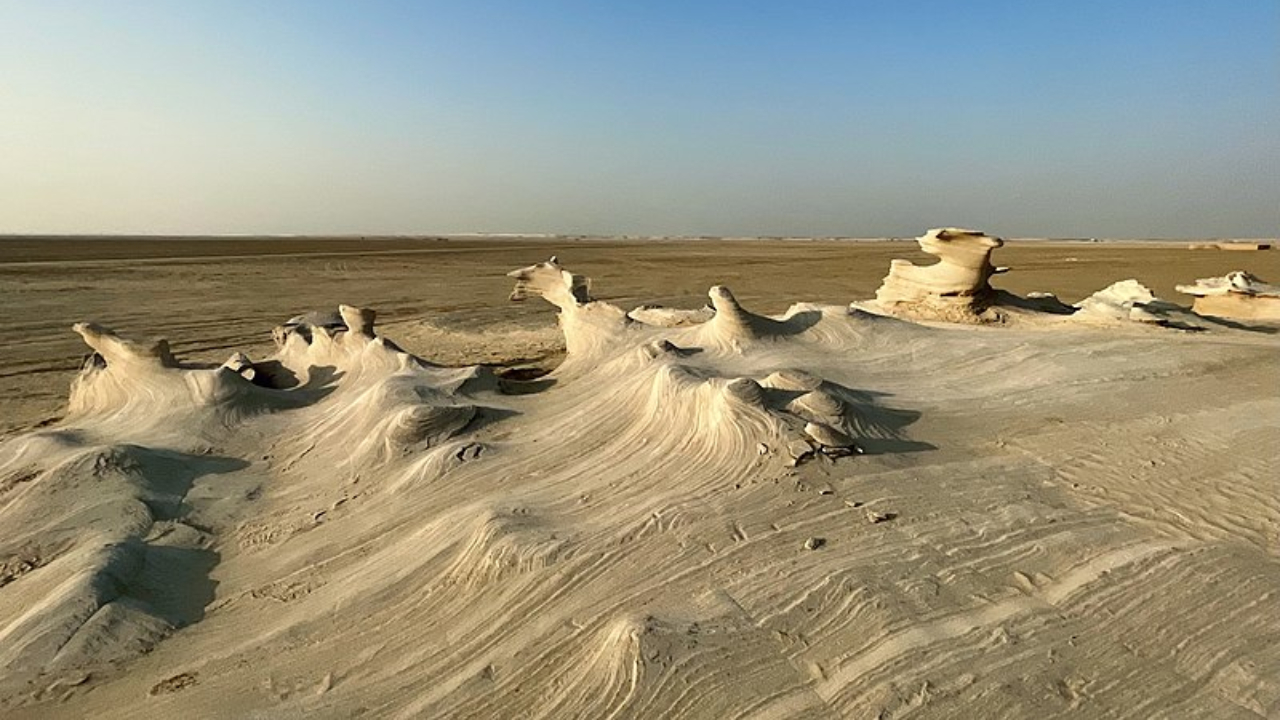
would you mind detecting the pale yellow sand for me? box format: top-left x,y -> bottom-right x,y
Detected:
0,237 -> 1277,718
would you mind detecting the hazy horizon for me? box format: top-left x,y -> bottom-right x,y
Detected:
1,232 -> 1275,242
2,1 -> 1277,238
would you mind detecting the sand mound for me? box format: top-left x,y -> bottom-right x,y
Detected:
2,248 -> 1277,718
1176,271 -> 1280,321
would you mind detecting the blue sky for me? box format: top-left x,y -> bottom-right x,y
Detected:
1,1 -> 1276,237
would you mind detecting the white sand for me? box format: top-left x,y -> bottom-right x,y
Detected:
1,236 -> 1278,718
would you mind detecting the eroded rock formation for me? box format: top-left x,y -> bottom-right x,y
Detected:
3,243 -> 1275,717
1176,271 -> 1280,321
873,228 -> 1006,321
1072,279 -> 1184,325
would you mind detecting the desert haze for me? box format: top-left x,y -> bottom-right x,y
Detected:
0,234 -> 1278,719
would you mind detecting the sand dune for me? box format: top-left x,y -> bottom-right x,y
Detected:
1,233 -> 1278,718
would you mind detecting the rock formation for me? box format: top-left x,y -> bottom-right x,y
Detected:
1176,271 -> 1280,321
506,256 -> 819,355
873,228 -> 1006,321
1072,279 -> 1183,325
0,305 -> 494,689
3,245 -> 1277,717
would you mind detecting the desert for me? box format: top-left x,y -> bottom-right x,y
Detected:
4,3 -> 1278,715
1,234 -> 1277,718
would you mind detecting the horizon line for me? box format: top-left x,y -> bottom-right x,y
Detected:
1,232 -> 1275,242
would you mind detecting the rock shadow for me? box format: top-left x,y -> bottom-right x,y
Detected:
118,447 -> 248,626
134,544 -> 221,627
1193,314 -> 1279,334
467,406 -> 521,433
744,308 -> 825,338
123,446 -> 252,520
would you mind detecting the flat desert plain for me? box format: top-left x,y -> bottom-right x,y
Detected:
0,236 -> 1277,718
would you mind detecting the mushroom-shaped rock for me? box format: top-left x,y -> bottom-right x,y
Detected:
787,390 -> 845,423
874,228 -> 1005,320
724,377 -> 766,405
1176,271 -> 1280,321
803,421 -> 859,457
761,369 -> 824,392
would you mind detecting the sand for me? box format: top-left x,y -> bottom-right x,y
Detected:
0,236 -> 1278,718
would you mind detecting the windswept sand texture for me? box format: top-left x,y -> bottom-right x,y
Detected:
1,236 -> 1279,718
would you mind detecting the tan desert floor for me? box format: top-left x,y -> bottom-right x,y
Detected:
0,238 -> 1278,718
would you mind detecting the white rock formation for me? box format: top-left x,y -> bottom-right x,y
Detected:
0,305 -> 492,686
4,250 -> 1275,717
873,228 -> 1006,321
1176,271 -> 1280,321
1072,279 -> 1182,325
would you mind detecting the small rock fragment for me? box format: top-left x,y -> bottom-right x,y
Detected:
865,510 -> 895,524
803,537 -> 825,551
149,672 -> 198,696
641,339 -> 680,358
221,352 -> 256,381
804,422 -> 860,457
786,436 -> 815,466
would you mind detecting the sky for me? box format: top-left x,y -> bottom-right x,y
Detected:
1,1 -> 1276,238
